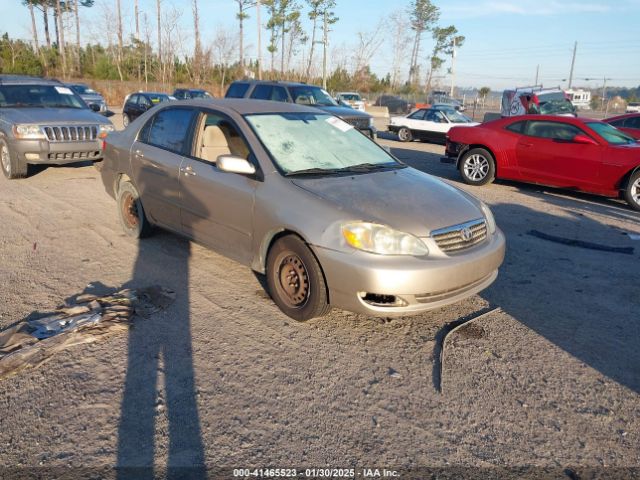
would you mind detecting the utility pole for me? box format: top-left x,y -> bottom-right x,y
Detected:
535,64 -> 539,85
256,0 -> 262,80
135,0 -> 140,40
322,10 -> 328,90
601,76 -> 608,112
449,36 -> 456,97
568,41 -> 577,89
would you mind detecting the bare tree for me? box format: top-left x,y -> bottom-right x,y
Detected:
352,20 -> 384,77
408,0 -> 439,86
156,0 -> 163,83
55,0 -> 67,77
192,0 -> 202,83
24,1 -> 40,54
285,12 -> 306,73
134,0 -> 140,40
387,9 -> 411,89
212,26 -> 236,92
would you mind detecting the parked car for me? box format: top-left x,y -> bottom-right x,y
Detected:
389,107 -> 478,143
626,102 -> 640,114
225,80 -> 375,138
501,87 -> 576,117
122,92 -> 171,127
173,88 -> 213,100
100,99 -> 505,320
0,74 -> 114,179
605,113 -> 640,140
65,83 -> 108,115
335,91 -> 366,112
374,95 -> 414,115
445,115 -> 640,210
427,92 -> 465,111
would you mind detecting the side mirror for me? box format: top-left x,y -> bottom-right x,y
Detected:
572,134 -> 598,145
217,155 -> 256,175
89,103 -> 101,112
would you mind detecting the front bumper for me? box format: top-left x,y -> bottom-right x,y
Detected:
314,229 -> 506,316
10,138 -> 103,165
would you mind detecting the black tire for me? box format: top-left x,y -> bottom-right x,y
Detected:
122,113 -> 130,128
266,235 -> 331,321
397,127 -> 413,142
623,170 -> 640,211
117,180 -> 152,238
459,147 -> 496,186
0,137 -> 28,180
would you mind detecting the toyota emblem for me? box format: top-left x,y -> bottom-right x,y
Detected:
460,227 -> 473,242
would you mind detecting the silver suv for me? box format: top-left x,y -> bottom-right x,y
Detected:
0,75 -> 114,179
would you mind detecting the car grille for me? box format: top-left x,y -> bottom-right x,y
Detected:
431,218 -> 487,253
342,116 -> 370,130
43,125 -> 99,142
48,151 -> 101,161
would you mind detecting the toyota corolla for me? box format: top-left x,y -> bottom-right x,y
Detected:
100,99 -> 505,321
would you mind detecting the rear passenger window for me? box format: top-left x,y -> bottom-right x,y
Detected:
525,121 -> 582,141
505,121 -> 526,133
146,108 -> 196,154
226,82 -> 250,98
272,87 -> 289,102
609,119 -> 625,127
250,85 -> 273,100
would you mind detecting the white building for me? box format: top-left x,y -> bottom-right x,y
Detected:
566,89 -> 591,110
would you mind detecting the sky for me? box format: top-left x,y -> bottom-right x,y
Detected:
2,0 -> 639,91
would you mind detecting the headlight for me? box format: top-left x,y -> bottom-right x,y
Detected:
98,124 -> 115,139
342,222 -> 429,256
479,202 -> 497,235
12,124 -> 45,139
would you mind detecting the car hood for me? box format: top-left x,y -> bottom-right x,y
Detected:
315,105 -> 371,118
1,107 -> 111,124
291,167 -> 483,237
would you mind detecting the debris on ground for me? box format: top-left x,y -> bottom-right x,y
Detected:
0,286 -> 175,380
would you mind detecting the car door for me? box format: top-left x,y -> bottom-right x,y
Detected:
124,94 -> 139,118
179,110 -> 258,265
130,107 -> 198,230
420,109 -> 450,142
516,120 -> 602,187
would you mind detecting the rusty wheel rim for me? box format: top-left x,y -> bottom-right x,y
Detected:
277,254 -> 309,308
121,192 -> 139,230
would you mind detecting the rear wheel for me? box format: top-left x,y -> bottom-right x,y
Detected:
397,127 -> 413,142
459,147 -> 496,186
266,235 -> 330,321
0,138 -> 28,180
117,180 -> 152,238
624,170 -> 640,211
122,113 -> 130,128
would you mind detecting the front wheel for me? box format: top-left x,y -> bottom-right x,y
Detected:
624,170 -> 640,211
117,181 -> 152,238
397,127 -> 413,142
266,235 -> 330,321
459,148 -> 496,186
1,138 -> 28,179
122,113 -> 130,128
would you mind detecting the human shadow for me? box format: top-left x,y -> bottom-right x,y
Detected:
116,171 -> 206,479
481,200 -> 640,393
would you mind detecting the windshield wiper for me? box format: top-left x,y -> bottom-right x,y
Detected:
340,162 -> 405,172
285,167 -> 347,177
48,104 -> 81,109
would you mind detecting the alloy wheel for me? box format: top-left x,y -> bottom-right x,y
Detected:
464,154 -> 490,181
631,177 -> 640,207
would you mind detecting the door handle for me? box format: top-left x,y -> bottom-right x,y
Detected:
134,149 -> 144,158
181,165 -> 197,176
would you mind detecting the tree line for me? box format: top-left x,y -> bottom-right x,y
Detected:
0,0 -> 472,96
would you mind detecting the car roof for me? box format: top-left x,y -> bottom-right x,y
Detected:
231,79 -> 311,87
0,75 -> 62,86
605,113 -> 640,121
157,98 -> 330,115
137,92 -> 169,96
494,114 -> 602,126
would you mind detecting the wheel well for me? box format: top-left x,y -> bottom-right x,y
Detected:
456,144 -> 497,175
619,166 -> 640,192
260,229 -> 331,304
114,173 -> 132,196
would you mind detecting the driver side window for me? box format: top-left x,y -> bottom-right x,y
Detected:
193,113 -> 251,165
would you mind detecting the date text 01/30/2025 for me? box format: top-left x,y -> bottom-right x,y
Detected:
233,468 -> 400,478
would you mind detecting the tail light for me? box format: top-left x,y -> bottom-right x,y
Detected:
101,140 -> 106,151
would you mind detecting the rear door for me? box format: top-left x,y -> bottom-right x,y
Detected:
516,120 -> 602,187
130,107 -> 198,230
179,110 -> 258,265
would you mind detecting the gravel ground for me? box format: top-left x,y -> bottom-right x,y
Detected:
0,113 -> 638,478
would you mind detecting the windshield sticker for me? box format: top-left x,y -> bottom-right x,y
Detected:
326,116 -> 353,132
55,87 -> 74,95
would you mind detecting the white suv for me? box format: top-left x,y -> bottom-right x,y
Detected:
626,102 -> 640,114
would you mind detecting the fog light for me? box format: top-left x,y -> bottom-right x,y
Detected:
359,292 -> 408,307
25,153 -> 40,161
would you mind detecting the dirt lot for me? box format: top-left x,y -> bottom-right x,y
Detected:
0,113 -> 639,478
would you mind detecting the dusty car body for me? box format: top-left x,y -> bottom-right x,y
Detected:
101,99 -> 505,320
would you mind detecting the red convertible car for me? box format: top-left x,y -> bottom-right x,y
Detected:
605,113 -> 640,140
445,115 -> 640,210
